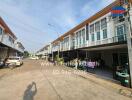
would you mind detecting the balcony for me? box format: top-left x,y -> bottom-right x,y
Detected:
15,46 -> 24,53
2,34 -> 15,48
74,34 -> 127,49
89,34 -> 127,47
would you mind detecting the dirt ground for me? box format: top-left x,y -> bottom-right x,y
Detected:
0,59 -> 131,100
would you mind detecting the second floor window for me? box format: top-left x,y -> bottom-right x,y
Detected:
91,34 -> 95,42
76,32 -> 79,46
0,27 -> 3,35
103,29 -> 107,39
86,24 -> 89,40
9,36 -> 14,44
82,29 -> 85,44
101,18 -> 107,29
90,24 -> 94,33
97,32 -> 100,40
117,25 -> 125,36
79,31 -> 81,46
95,21 -> 100,32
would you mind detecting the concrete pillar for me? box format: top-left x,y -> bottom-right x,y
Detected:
107,14 -> 115,42
69,35 -> 71,50
86,51 -> 88,59
127,7 -> 132,87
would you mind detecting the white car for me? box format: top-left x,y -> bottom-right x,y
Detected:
29,57 -> 39,60
6,57 -> 23,67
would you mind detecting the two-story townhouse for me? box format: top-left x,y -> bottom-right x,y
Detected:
0,17 -> 24,61
47,0 -> 132,87
15,42 -> 25,55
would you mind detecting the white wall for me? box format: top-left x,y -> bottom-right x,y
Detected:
2,33 -> 15,48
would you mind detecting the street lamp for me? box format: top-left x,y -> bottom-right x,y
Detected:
48,23 -> 60,59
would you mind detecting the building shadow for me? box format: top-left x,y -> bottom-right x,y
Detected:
23,82 -> 37,100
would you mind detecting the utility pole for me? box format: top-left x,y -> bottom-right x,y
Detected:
48,23 -> 60,59
127,1 -> 132,87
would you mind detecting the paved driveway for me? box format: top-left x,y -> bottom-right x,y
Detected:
0,59 -> 131,100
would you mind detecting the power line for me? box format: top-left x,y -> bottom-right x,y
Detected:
0,13 -> 49,45
0,8 -> 47,34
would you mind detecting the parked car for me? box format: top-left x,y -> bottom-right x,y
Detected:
6,57 -> 23,67
29,56 -> 39,60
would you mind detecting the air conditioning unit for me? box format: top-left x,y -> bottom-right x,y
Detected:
118,16 -> 125,22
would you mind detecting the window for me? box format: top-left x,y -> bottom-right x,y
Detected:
76,32 -> 79,46
103,29 -> 107,39
117,25 -> 125,36
0,27 -> 3,35
9,36 -> 14,43
101,18 -> 107,29
64,37 -> 69,49
86,24 -> 89,40
95,21 -> 100,31
97,32 -> 100,40
117,25 -> 125,41
90,24 -> 94,33
79,31 -> 81,46
82,29 -> 85,44
91,34 -> 94,41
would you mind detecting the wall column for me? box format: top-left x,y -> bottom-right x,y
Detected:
127,6 -> 132,87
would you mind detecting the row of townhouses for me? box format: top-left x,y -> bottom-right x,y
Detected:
0,17 -> 25,61
37,0 -> 132,87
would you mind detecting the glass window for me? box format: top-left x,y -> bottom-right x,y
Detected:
9,36 -> 14,43
117,25 -> 125,41
90,24 -> 94,33
86,24 -> 89,40
97,32 -> 100,40
76,32 -> 79,46
117,25 -> 125,36
82,29 -> 85,44
91,34 -> 94,41
79,31 -> 81,46
0,27 -> 3,35
101,18 -> 107,29
103,29 -> 107,39
95,21 -> 100,31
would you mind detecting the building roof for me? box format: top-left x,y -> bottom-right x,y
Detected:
0,17 -> 17,39
52,0 -> 122,44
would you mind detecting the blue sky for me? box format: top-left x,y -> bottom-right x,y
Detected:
0,0 -> 115,53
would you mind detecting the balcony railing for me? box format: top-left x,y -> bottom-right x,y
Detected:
59,34 -> 127,52
72,34 -> 127,49
2,34 -> 15,48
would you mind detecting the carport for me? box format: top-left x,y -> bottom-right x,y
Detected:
79,42 -> 130,80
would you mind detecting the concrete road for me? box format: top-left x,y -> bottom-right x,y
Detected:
0,59 -> 131,100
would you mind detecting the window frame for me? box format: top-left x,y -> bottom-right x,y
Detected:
91,33 -> 95,42
97,31 -> 100,40
103,29 -> 107,39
